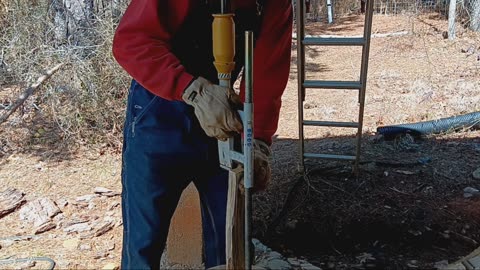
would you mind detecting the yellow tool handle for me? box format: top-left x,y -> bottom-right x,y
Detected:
212,14 -> 236,78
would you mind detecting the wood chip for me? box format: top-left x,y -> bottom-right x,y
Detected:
63,222 -> 92,234
94,187 -> 121,197
94,251 -> 109,259
19,198 -> 61,227
35,221 -> 56,234
76,194 -> 98,202
94,220 -> 114,237
0,188 -> 26,218
393,170 -> 417,175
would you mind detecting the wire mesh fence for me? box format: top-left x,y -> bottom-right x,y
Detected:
370,0 -> 478,16
296,0 -> 479,29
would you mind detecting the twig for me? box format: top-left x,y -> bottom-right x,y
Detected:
450,231 -> 478,247
265,175 -> 306,237
389,187 -> 410,195
0,63 -> 64,124
330,243 -> 343,255
310,174 -> 354,198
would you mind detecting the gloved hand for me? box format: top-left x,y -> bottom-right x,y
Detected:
238,139 -> 272,193
252,139 -> 272,192
182,77 -> 243,141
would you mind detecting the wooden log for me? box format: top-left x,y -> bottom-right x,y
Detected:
225,166 -> 245,270
18,197 -> 62,227
0,188 -> 26,218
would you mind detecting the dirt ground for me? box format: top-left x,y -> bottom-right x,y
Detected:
1,14 -> 480,269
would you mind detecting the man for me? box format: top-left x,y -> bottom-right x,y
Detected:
112,0 -> 292,269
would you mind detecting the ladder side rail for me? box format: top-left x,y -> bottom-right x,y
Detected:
355,0 -> 375,173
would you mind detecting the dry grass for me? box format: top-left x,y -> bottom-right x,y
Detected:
0,0 -> 131,153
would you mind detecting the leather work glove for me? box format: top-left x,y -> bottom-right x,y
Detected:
239,139 -> 272,193
182,77 -> 243,141
252,139 -> 272,192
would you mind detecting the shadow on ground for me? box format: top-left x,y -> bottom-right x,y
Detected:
254,131 -> 480,269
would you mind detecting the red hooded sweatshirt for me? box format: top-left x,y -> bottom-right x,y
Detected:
112,0 -> 292,145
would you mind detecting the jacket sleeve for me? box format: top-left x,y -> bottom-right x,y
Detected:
112,1 -> 193,101
240,0 -> 293,145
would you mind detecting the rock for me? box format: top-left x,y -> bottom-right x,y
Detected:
267,259 -> 291,270
300,263 -> 322,270
63,238 -> 80,250
267,251 -> 283,260
473,168 -> 480,180
35,221 -> 56,234
76,194 -> 98,202
443,262 -> 466,270
88,201 -> 96,210
464,187 -> 480,198
19,259 -> 36,269
19,198 -> 61,227
63,222 -> 92,234
255,260 -> 269,269
53,213 -> 66,228
95,187 -> 121,197
94,251 -> 109,259
101,263 -> 119,270
253,238 -> 269,255
0,188 -> 26,218
407,260 -> 418,268
108,242 -> 115,251
461,46 -> 476,54
288,258 -> 301,267
79,243 -> 92,251
434,260 -> 448,269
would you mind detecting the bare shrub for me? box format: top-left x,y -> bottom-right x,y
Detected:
0,0 -> 131,149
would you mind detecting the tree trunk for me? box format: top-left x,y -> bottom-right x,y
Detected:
448,0 -> 456,39
311,0 -> 322,21
471,0 -> 480,31
51,0 -> 94,46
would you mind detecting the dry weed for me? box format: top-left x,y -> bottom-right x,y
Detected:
0,0 -> 130,151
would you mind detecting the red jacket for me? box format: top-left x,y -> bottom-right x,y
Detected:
112,0 -> 292,145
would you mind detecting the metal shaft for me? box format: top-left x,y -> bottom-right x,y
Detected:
297,0 -> 306,172
244,31 -> 254,270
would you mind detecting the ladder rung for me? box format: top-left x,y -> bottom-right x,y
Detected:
303,37 -> 365,46
304,80 -> 362,89
303,121 -> 359,128
304,153 -> 356,161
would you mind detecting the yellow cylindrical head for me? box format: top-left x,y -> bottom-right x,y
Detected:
212,14 -> 235,75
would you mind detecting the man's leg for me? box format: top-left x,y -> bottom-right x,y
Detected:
194,168 -> 229,269
121,80 -> 195,270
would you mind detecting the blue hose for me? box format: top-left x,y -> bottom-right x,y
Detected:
377,111 -> 480,138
